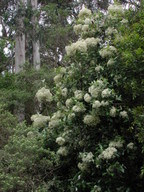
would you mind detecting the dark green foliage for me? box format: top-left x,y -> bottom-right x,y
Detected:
0,67 -> 55,123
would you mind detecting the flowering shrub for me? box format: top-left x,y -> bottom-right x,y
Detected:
30,4 -> 144,191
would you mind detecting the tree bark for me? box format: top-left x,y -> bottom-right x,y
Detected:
15,0 -> 26,73
31,0 -> 40,69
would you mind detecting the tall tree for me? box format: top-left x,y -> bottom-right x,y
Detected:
15,0 -> 26,73
30,0 -> 40,69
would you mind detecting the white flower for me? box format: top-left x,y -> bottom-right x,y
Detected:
92,100 -> 101,109
109,141 -> 123,148
68,113 -> 75,120
51,111 -> 62,120
101,88 -> 111,98
101,101 -> 109,106
74,90 -> 83,100
57,147 -> 68,156
84,93 -> 91,103
127,142 -> 134,149
65,98 -> 73,107
85,37 -> 100,47
72,103 -> 86,113
120,111 -> 128,118
31,114 -> 50,128
107,58 -> 115,66
99,46 -> 117,58
56,137 -> 65,146
61,88 -> 68,97
54,74 -> 62,84
120,19 -> 128,24
110,106 -> 117,117
83,114 -> 100,126
88,85 -> 100,98
78,7 -> 92,19
65,39 -> 87,56
49,119 -> 61,128
74,24 -> 82,34
98,146 -> 117,160
80,152 -> 94,163
36,87 -> 53,103
82,24 -> 89,32
84,18 -> 91,25
78,162 -> 88,172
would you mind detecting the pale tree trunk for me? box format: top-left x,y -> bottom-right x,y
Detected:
15,0 -> 26,73
31,0 -> 40,69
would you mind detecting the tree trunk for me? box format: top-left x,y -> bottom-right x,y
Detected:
31,0 -> 40,69
15,0 -> 26,73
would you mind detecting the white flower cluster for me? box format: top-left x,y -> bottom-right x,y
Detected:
66,37 -> 100,57
89,85 -> 100,98
78,152 -> 94,172
74,90 -> 83,100
49,111 -> 63,128
99,46 -> 117,58
88,80 -> 104,98
84,18 -> 92,25
65,39 -> 87,56
78,7 -> 92,19
105,27 -> 118,36
84,93 -> 91,103
56,137 -> 65,146
101,88 -> 112,98
82,24 -> 89,33
49,119 -> 61,128
85,37 -> 100,47
67,112 -> 75,120
98,146 -> 117,160
57,146 -> 68,156
31,114 -> 50,128
80,152 -> 94,163
65,98 -> 73,107
36,87 -> 53,103
92,100 -> 101,109
120,111 -> 128,118
78,162 -> 88,172
108,4 -> 124,15
51,111 -> 62,120
74,24 -> 82,34
109,140 -> 123,148
120,19 -> 128,24
110,106 -> 117,117
72,102 -> 86,113
83,114 -> 100,126
54,74 -> 62,84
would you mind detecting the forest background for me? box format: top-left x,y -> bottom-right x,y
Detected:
0,0 -> 144,191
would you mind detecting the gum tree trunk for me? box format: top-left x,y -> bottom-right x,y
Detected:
31,0 -> 40,69
15,0 -> 26,73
